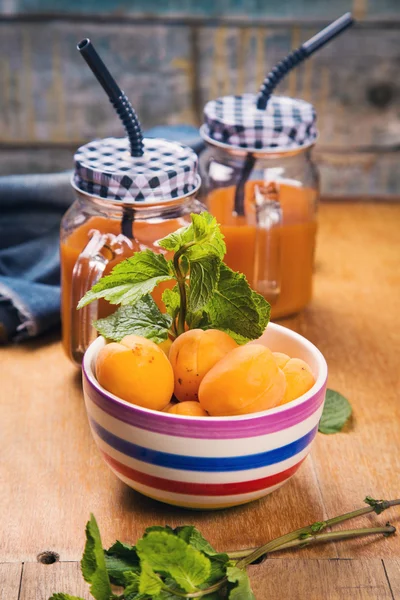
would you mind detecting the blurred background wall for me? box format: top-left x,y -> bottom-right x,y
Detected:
0,0 -> 399,197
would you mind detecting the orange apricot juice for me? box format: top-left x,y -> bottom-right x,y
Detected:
206,181 -> 317,318
60,216 -> 182,361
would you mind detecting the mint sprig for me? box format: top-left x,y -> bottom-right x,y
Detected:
78,212 -> 271,345
50,501 -> 400,599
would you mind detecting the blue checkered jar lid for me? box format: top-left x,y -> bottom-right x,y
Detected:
73,137 -> 200,203
201,94 -> 317,151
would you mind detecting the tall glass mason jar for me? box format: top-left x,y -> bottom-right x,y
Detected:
199,94 -> 319,320
61,137 -> 202,365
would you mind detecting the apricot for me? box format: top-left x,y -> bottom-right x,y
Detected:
198,344 -> 286,416
273,352 -> 290,369
168,401 -> 208,417
158,338 -> 172,357
280,358 -> 315,405
96,335 -> 174,410
169,329 -> 238,402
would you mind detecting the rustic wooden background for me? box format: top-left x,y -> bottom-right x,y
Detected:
0,0 -> 399,197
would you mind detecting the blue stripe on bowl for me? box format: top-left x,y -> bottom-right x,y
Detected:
90,418 -> 318,472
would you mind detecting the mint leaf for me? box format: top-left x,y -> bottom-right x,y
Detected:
122,571 -> 141,600
189,212 -> 226,259
94,295 -> 172,343
186,309 -> 210,330
139,560 -> 163,596
175,526 -> 229,586
226,566 -> 255,599
205,263 -> 270,343
251,290 -> 270,332
188,254 -> 221,312
49,595 -> 86,600
77,250 -> 173,308
319,389 -> 352,434
104,540 -> 139,585
136,531 -> 211,593
159,212 -> 225,260
80,515 -> 112,600
158,224 -> 193,253
175,526 -> 228,560
162,287 -> 180,320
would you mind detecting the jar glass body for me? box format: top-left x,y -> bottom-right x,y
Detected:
199,142 -> 319,319
60,187 -> 204,365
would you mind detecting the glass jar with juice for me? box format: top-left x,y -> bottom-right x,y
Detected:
61,136 -> 202,365
199,94 -> 319,319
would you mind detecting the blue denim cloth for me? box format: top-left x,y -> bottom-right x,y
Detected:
0,125 -> 204,342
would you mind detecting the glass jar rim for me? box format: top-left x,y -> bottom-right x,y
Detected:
200,125 -> 317,158
70,174 -> 202,209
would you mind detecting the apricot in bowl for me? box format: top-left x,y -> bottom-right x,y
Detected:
82,323 -> 328,510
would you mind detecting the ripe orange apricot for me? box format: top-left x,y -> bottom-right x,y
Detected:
168,401 -> 208,417
96,335 -> 174,410
169,329 -> 238,402
273,352 -> 290,369
280,358 -> 315,405
199,344 -> 286,416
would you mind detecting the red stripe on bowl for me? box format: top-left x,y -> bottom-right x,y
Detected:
101,451 -> 305,496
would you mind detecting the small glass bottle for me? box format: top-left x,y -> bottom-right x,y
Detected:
61,137 -> 202,365
199,94 -> 319,319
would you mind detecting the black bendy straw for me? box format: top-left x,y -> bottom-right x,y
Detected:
233,12 -> 354,216
77,38 -> 143,238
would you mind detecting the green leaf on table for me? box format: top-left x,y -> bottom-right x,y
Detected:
175,526 -> 229,584
226,566 -> 256,600
80,514 -> 112,600
77,250 -> 173,308
136,530 -> 211,593
104,540 -> 140,585
188,254 -> 221,312
318,389 -> 352,434
94,295 -> 172,343
204,263 -> 270,343
138,560 -> 163,596
49,595 -> 86,600
162,287 -> 181,320
122,571 -> 141,599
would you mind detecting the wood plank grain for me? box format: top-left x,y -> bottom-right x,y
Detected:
1,202 -> 400,568
19,562 -> 91,600
280,202 -> 400,558
248,559 -> 393,599
383,559 -> 400,599
0,563 -> 22,600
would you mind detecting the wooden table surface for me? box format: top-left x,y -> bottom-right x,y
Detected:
1,201 -> 400,599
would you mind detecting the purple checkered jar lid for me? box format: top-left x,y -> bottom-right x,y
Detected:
201,94 -> 317,152
73,137 -> 200,203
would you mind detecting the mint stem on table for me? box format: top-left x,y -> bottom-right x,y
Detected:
226,497 -> 400,562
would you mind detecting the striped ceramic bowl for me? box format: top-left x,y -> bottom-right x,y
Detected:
82,323 -> 327,509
